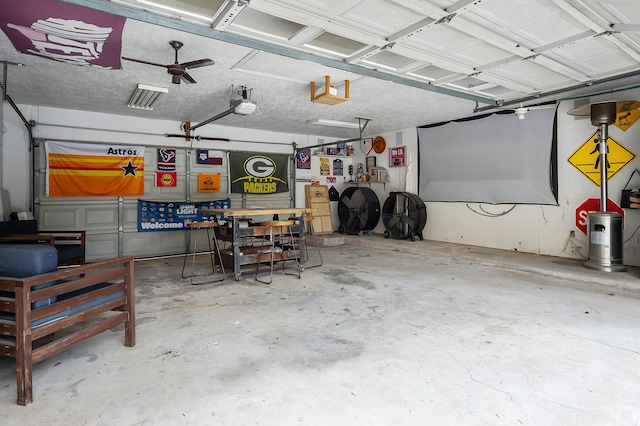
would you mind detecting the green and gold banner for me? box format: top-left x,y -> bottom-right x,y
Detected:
229,152 -> 289,194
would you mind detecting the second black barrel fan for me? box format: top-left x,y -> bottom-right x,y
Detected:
382,192 -> 426,241
337,187 -> 380,235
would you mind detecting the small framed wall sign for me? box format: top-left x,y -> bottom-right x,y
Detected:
366,156 -> 376,172
389,145 -> 406,167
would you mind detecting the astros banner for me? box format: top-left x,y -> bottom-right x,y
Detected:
46,141 -> 145,196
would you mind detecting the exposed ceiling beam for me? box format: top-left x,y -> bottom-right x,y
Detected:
445,0 -> 488,15
386,17 -> 437,43
553,0 -> 640,62
389,0 -> 599,87
211,0 -> 249,31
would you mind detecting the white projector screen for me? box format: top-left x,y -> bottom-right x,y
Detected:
418,108 -> 558,205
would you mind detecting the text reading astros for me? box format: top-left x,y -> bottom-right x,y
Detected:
108,147 -> 139,156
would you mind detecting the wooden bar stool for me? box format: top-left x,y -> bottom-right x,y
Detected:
289,215 -> 323,269
254,220 -> 301,284
182,221 -> 225,285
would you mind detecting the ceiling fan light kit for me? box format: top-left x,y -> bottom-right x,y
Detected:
127,83 -> 168,110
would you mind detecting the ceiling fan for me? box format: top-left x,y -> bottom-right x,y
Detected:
122,40 -> 214,84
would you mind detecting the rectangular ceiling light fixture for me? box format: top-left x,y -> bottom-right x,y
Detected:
127,83 -> 168,110
136,0 -> 214,22
308,118 -> 360,129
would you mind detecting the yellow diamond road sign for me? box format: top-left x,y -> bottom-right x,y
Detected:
568,131 -> 635,187
615,108 -> 640,132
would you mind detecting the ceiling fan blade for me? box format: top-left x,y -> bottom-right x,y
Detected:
172,75 -> 181,85
181,72 -> 196,84
181,59 -> 215,69
122,56 -> 168,68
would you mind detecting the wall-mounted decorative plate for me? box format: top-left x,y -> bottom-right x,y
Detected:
373,136 -> 386,154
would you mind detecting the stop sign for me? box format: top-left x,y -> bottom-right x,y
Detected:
575,198 -> 624,235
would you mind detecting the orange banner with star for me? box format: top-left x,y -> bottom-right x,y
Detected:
46,141 -> 145,196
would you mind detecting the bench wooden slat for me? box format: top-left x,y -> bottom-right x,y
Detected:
32,312 -> 128,365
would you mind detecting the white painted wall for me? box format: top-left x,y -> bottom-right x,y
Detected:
4,87 -> 640,265
421,87 -> 640,266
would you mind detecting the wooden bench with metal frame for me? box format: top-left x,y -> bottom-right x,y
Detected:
0,253 -> 135,405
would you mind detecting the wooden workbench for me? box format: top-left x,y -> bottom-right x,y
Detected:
200,207 -> 316,281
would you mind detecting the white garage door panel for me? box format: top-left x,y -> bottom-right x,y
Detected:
123,231 -> 186,257
123,203 -> 140,229
41,207 -> 81,229
87,234 -> 118,261
147,180 -> 188,198
85,206 -> 118,229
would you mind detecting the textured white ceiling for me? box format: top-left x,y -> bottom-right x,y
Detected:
1,0 -> 639,139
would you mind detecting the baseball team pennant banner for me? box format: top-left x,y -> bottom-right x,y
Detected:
0,0 -> 126,69
46,141 -> 145,196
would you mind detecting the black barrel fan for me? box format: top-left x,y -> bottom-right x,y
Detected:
337,187 -> 380,235
382,192 -> 427,241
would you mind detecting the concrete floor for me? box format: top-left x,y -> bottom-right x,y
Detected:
2,235 -> 640,425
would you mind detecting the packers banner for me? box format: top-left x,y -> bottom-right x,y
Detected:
46,141 -> 144,196
138,199 -> 230,232
229,152 -> 289,194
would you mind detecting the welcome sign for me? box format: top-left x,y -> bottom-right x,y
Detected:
138,199 -> 230,232
228,152 -> 289,194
